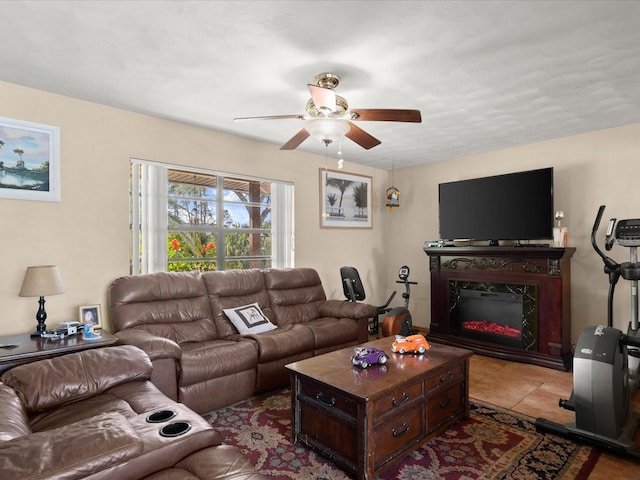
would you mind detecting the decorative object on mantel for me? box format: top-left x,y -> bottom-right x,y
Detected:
554,210 -> 568,247
0,116 -> 60,202
19,265 -> 66,337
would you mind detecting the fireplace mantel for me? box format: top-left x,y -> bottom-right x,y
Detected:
424,246 -> 575,371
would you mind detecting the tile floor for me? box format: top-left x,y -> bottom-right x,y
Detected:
469,354 -> 640,478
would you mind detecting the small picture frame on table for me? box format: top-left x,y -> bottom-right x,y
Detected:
78,304 -> 102,330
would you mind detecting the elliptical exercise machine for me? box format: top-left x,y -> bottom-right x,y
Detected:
535,205 -> 640,458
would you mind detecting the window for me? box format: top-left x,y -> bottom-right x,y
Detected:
130,160 -> 293,274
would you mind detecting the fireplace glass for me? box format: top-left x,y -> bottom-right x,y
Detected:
448,280 -> 538,351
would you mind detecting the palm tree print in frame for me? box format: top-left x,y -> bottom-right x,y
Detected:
320,168 -> 372,229
0,117 -> 60,202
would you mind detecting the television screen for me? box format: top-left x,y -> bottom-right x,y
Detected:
438,167 -> 554,243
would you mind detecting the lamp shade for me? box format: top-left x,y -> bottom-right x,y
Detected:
19,265 -> 66,297
305,118 -> 350,145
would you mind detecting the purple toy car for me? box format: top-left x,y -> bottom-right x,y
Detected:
351,346 -> 389,368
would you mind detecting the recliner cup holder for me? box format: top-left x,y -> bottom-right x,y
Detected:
159,421 -> 191,437
146,410 -> 176,423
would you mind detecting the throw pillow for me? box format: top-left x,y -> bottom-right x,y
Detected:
223,303 -> 277,334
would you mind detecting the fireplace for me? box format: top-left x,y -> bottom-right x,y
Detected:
424,246 -> 575,371
449,281 -> 538,351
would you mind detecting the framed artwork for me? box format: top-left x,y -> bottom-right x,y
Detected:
0,116 -> 60,202
320,168 -> 372,229
79,304 -> 102,329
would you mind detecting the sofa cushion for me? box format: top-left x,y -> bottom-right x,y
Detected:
179,339 -> 258,386
28,380 -> 176,433
203,269 -> 276,337
245,324 -> 315,363
0,412 -> 142,480
305,317 -> 360,351
142,445 -> 269,480
263,268 -> 327,324
223,303 -> 277,335
1,345 -> 152,414
109,271 -> 219,343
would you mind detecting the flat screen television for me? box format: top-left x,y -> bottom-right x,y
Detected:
438,167 -> 554,245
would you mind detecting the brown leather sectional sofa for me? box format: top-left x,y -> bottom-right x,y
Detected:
0,345 -> 266,480
109,267 -> 376,413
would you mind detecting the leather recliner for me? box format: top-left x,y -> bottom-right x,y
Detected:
0,345 -> 267,480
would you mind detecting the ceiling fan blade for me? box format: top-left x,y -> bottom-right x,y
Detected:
234,114 -> 304,122
346,122 -> 381,150
308,84 -> 336,111
280,128 -> 310,150
349,109 -> 422,123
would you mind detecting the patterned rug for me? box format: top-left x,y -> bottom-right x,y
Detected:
204,389 -> 599,480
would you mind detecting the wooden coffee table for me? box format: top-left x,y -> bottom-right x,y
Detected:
286,336 -> 472,480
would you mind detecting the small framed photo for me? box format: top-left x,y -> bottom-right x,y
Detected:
0,116 -> 60,202
79,305 -> 102,329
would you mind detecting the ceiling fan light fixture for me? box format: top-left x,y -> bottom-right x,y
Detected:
305,118 -> 350,145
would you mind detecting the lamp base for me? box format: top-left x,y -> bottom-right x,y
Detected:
32,295 -> 48,338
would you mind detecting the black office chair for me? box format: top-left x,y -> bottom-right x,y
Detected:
340,266 -> 396,336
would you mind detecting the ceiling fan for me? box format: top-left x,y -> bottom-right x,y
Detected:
234,72 -> 422,151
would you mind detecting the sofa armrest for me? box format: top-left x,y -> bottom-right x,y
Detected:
116,329 -> 182,361
0,382 -> 30,441
319,299 -> 377,320
0,412 -> 141,480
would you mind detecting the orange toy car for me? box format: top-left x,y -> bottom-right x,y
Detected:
391,334 -> 430,354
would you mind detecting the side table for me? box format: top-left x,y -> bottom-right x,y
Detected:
0,331 -> 118,374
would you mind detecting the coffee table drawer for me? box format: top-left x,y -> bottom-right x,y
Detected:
374,402 -> 425,463
427,382 -> 465,433
372,380 -> 423,418
426,361 -> 465,392
299,378 -> 358,418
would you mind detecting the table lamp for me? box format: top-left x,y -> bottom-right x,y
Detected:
19,265 -> 66,337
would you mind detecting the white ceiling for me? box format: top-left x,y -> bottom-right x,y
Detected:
2,1 -> 640,170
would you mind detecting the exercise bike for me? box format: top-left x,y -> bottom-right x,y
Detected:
340,266 -> 396,336
381,265 -> 418,337
535,205 -> 640,458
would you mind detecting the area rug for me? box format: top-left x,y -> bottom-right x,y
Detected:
203,389 -> 599,480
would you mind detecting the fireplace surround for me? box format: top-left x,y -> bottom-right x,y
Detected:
424,246 -> 575,371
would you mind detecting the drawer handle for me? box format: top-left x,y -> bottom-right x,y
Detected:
439,397 -> 453,409
392,392 -> 409,407
392,422 -> 410,437
440,372 -> 455,383
315,392 -> 336,407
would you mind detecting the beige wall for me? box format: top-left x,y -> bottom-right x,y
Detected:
0,81 -> 389,335
3,79 -> 639,347
384,123 -> 640,345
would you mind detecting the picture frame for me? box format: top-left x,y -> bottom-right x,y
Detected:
78,304 -> 102,329
320,168 -> 372,229
0,116 -> 60,202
